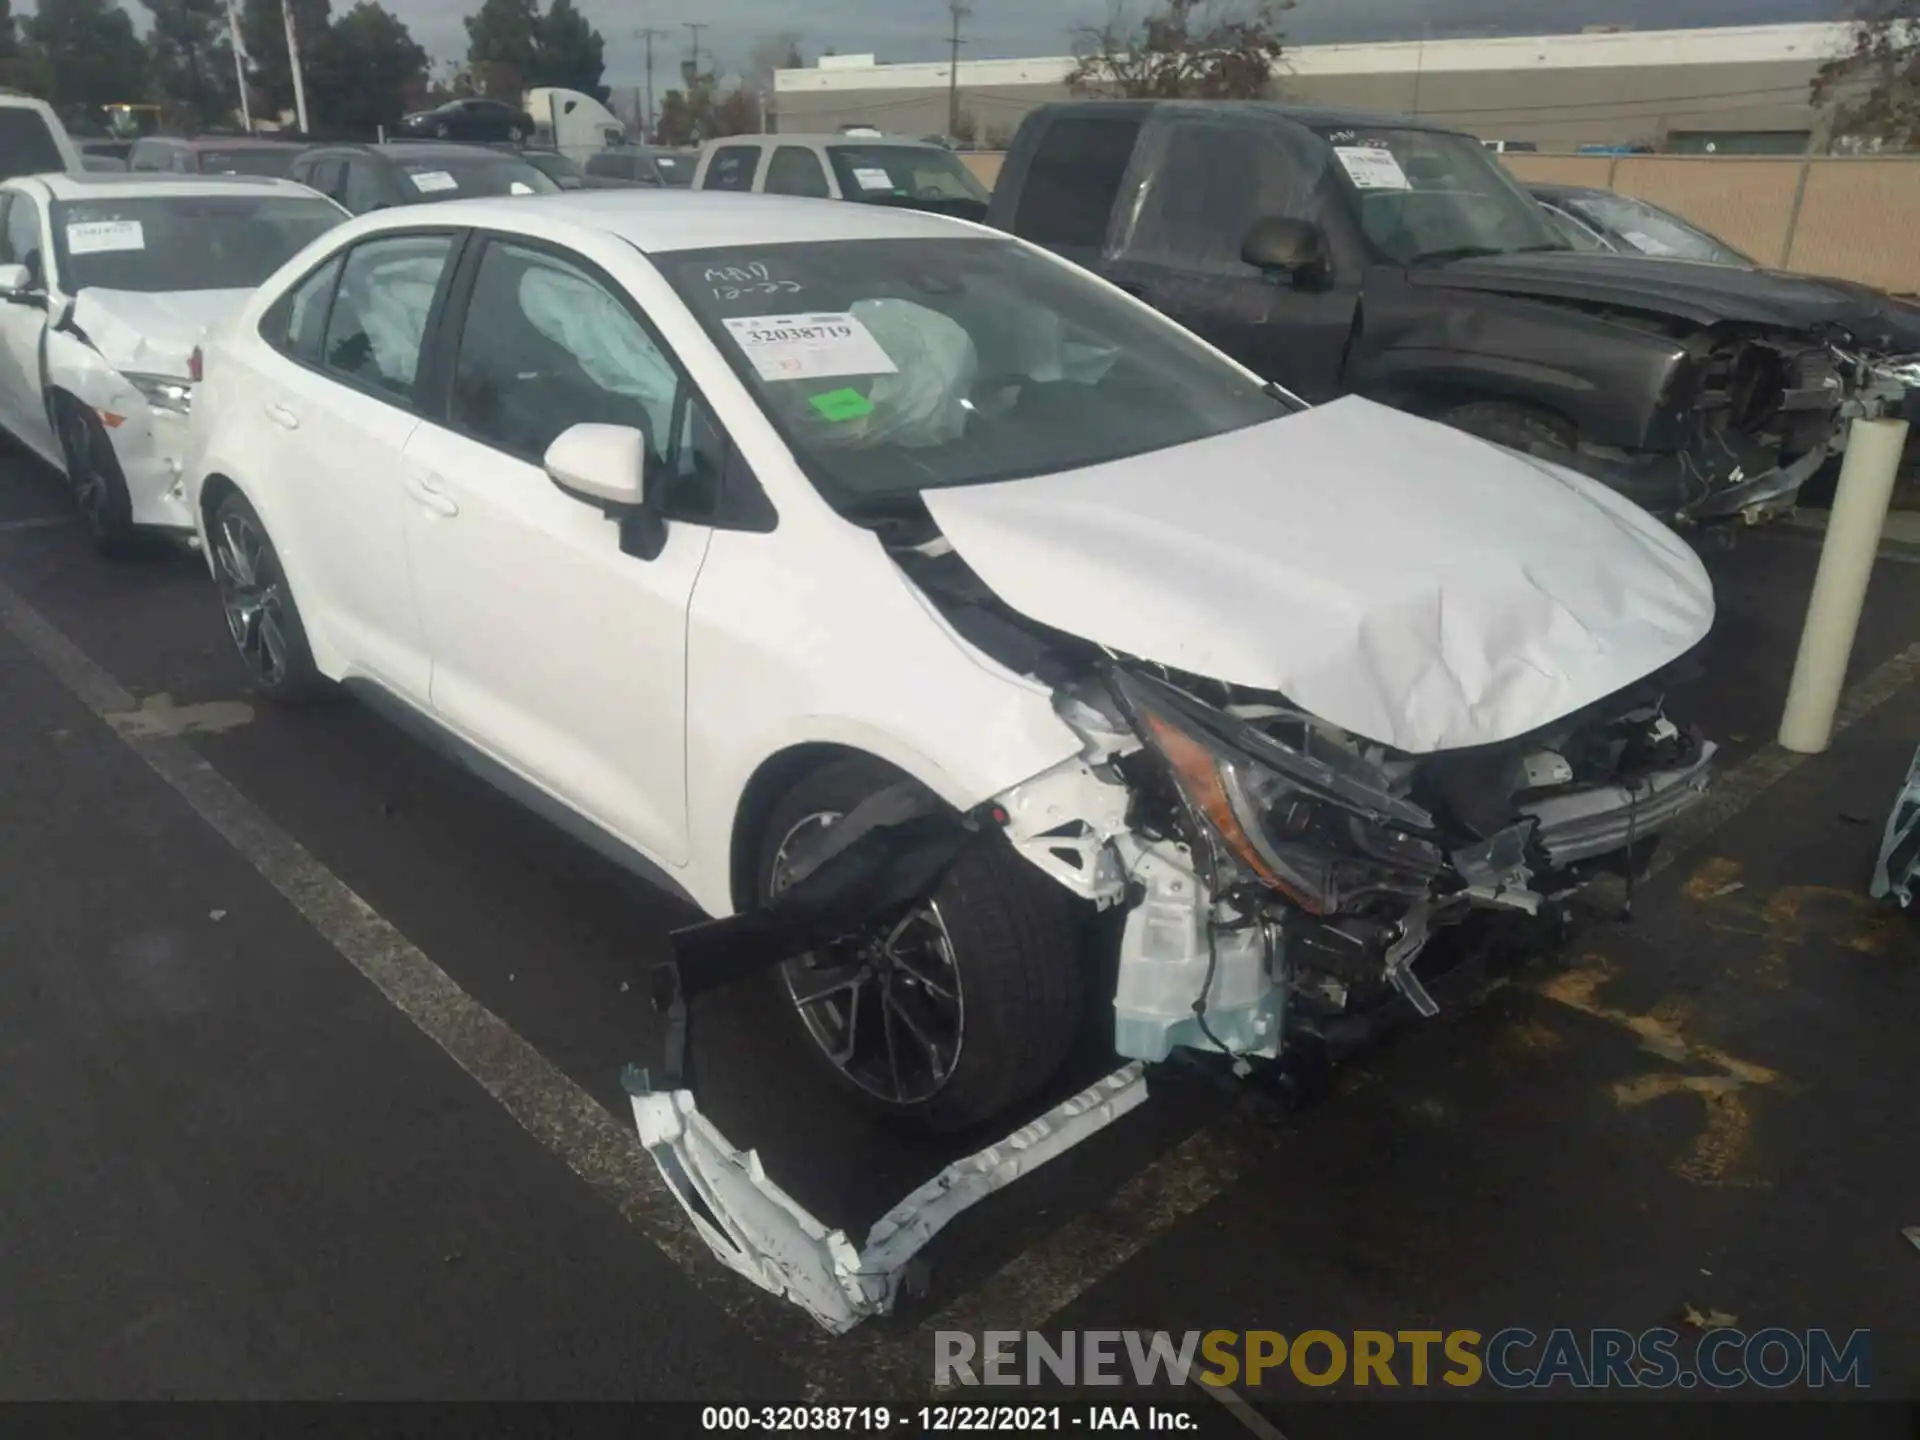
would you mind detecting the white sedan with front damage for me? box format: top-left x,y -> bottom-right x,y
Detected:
182,191 -> 1717,1327
0,172 -> 345,553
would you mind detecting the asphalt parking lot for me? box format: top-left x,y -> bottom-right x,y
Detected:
2,448 -> 1917,1424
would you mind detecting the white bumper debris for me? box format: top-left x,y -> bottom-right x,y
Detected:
628,1063 -> 1149,1333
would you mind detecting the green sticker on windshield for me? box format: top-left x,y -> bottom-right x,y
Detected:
809,387 -> 874,422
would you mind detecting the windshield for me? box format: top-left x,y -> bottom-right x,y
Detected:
196,147 -> 299,178
825,145 -> 990,208
396,156 -> 561,199
666,237 -> 1287,512
1564,192 -> 1752,265
1309,124 -> 1567,265
52,194 -> 344,293
0,109 -> 66,181
653,153 -> 693,186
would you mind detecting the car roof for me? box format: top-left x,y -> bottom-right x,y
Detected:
14,171 -> 326,201
709,134 -> 949,150
348,188 -> 987,254
1028,98 -> 1470,138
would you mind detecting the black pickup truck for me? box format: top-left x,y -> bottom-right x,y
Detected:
986,101 -> 1920,523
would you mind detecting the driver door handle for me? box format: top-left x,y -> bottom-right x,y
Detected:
403,472 -> 460,518
264,403 -> 300,430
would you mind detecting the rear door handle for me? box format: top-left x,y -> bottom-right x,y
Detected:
264,403 -> 300,430
403,472 -> 459,518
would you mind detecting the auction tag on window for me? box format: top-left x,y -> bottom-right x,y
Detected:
1333,145 -> 1410,191
408,170 -> 459,193
721,312 -> 899,381
65,219 -> 145,254
1621,230 -> 1676,256
852,166 -> 895,192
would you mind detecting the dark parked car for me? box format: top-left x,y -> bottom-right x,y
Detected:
290,142 -> 561,215
79,138 -> 134,164
127,135 -> 306,179
1530,182 -> 1754,266
989,101 -> 1920,524
397,98 -> 534,143
650,150 -> 695,186
520,148 -> 637,189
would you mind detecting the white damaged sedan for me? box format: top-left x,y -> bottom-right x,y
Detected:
183,192 -> 1715,1325
0,172 -> 345,553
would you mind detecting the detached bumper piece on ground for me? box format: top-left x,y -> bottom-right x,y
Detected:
1870,743 -> 1920,907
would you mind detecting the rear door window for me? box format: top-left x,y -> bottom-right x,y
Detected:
1010,115 -> 1140,256
704,146 -> 762,193
0,109 -> 65,180
321,234 -> 456,401
764,146 -> 830,198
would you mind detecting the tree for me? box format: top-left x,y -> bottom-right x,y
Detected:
20,0 -> 149,112
463,0 -> 539,89
712,81 -> 760,136
1812,2 -> 1920,150
142,0 -> 237,128
1067,0 -> 1289,100
0,0 -> 20,90
533,0 -> 604,100
655,86 -> 701,146
325,2 -> 427,134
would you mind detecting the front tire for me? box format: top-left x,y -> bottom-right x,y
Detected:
56,396 -> 137,558
758,757 -> 1088,1134
209,490 -> 330,704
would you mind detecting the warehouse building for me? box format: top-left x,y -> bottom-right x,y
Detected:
772,22 -> 1850,154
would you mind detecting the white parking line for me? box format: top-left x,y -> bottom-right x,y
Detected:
0,514 -> 77,532
5,558 -> 1918,1402
0,571 -> 917,1396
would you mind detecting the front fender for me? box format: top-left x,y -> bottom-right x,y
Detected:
1353,288 -> 1694,450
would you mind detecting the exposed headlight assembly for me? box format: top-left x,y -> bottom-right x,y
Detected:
123,371 -> 193,415
1111,669 -> 1444,916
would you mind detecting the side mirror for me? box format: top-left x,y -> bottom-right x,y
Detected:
545,422 -> 650,509
1242,217 -> 1329,282
0,262 -> 32,299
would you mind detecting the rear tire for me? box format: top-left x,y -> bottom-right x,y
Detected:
758,756 -> 1088,1134
208,490 -> 331,704
56,395 -> 137,559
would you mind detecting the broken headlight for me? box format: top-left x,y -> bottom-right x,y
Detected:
123,371 -> 193,415
1111,670 -> 1445,916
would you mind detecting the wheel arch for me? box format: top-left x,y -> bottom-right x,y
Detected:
726,742 -> 921,913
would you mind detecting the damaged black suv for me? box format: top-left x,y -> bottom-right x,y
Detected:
988,101 -> 1920,524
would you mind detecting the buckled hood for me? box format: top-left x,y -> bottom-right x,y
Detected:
1416,250 -> 1920,350
920,396 -> 1714,755
69,287 -> 253,378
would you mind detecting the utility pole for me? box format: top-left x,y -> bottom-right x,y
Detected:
946,2 -> 970,140
281,0 -> 310,134
635,26 -> 668,141
226,0 -> 252,132
684,22 -> 707,82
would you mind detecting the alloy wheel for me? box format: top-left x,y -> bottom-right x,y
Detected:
213,512 -> 291,687
773,811 -> 966,1106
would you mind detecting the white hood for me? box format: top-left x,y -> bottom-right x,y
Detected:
70,288 -> 253,377
920,396 -> 1714,755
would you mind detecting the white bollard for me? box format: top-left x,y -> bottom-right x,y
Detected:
1778,415 -> 1911,754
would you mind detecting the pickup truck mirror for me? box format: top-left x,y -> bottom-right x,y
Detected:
1242,217 -> 1328,282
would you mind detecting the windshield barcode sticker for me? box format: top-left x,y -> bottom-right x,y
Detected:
65,219 -> 145,254
1333,145 -> 1410,191
721,312 -> 899,381
409,170 -> 459,193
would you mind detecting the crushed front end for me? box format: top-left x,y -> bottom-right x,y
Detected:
998,663 -> 1714,1070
